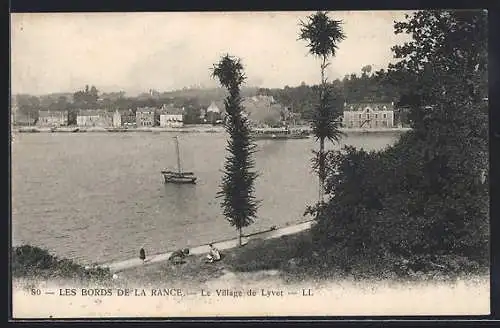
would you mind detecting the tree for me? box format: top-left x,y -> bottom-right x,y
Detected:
16,94 -> 40,119
311,10 -> 488,271
361,65 -> 372,77
388,9 -> 488,255
211,54 -> 260,246
299,11 -> 346,203
73,85 -> 99,109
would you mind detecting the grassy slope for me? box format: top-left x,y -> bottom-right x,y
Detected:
12,230 -> 488,287
12,245 -> 111,284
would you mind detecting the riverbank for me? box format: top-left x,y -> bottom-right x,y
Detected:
14,126 -> 412,134
102,220 -> 313,273
115,228 -> 489,288
13,217 -> 487,289
15,125 -> 226,134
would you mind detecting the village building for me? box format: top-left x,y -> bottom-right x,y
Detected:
112,110 -> 121,127
199,108 -> 206,121
159,104 -> 184,127
111,108 -> 137,127
119,109 -> 136,126
136,107 -> 157,127
76,109 -> 113,127
205,101 -> 222,124
13,112 -> 37,126
342,102 -> 395,129
37,110 -> 69,127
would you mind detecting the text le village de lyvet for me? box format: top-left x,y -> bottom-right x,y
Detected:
200,288 -> 314,298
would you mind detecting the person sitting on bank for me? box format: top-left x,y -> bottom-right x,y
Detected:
168,248 -> 189,264
206,244 -> 221,263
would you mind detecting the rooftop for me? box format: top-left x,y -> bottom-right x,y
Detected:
344,102 -> 395,111
38,110 -> 68,117
207,101 -> 220,113
159,104 -> 184,115
77,109 -> 110,116
136,107 -> 156,113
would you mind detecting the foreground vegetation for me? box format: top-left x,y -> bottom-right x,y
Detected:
12,245 -> 111,283
12,227 -> 488,287
119,228 -> 488,287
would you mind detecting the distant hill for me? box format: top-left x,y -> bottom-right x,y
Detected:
160,87 -> 259,103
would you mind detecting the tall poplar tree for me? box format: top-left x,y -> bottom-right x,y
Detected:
211,55 -> 260,246
299,11 -> 346,203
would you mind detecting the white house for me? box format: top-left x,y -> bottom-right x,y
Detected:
37,110 -> 69,127
342,102 -> 395,129
207,101 -> 220,114
76,109 -> 112,127
205,101 -> 223,123
159,105 -> 184,128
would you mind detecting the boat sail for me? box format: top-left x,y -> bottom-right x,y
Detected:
161,136 -> 197,184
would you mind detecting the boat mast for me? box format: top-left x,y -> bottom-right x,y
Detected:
174,136 -> 181,173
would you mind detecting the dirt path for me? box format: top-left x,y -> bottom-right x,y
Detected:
102,220 -> 313,273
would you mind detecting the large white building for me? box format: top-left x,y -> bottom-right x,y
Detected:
342,102 -> 395,129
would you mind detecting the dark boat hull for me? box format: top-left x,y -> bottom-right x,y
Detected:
251,133 -> 310,140
162,171 -> 197,184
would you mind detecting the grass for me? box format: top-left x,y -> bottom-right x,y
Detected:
12,245 -> 112,284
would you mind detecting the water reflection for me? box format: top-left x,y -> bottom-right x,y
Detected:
162,183 -> 198,214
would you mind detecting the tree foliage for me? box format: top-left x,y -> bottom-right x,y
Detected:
211,55 -> 260,246
12,245 -> 111,281
299,11 -> 345,59
310,10 -> 488,272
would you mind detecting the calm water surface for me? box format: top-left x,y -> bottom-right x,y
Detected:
12,132 -> 401,264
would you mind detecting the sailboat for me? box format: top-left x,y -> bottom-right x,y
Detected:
161,136 -> 197,184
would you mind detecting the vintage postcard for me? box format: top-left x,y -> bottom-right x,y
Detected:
10,10 -> 489,319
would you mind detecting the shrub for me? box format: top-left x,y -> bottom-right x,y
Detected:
308,114 -> 488,276
12,245 -> 111,281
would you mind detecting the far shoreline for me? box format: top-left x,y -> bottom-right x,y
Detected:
13,126 -> 412,135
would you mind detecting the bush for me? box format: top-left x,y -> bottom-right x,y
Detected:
307,102 -> 489,276
12,245 -> 111,282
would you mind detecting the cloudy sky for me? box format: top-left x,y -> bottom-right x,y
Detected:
11,11 -> 412,96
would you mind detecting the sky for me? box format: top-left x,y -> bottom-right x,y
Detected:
11,11 -> 413,96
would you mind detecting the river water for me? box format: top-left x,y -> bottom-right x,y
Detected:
11,131 -> 402,264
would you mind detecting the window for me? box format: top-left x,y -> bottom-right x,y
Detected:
359,114 -> 362,119
367,114 -> 370,119
375,114 -> 378,118
383,113 -> 387,119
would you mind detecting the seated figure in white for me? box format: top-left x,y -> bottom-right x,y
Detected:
206,244 -> 221,263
